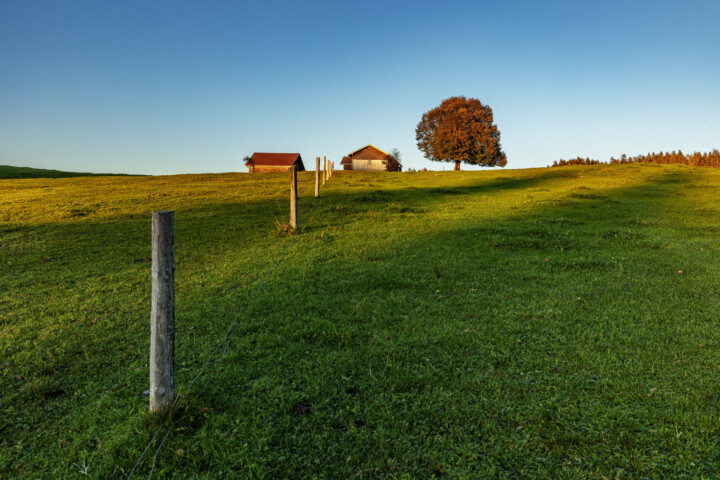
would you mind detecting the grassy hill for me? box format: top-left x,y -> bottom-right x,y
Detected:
0,164 -> 130,179
2,164 -> 720,478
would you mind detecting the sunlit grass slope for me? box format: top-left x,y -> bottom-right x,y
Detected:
2,164 -> 720,478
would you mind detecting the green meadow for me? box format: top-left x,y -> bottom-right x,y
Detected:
2,164 -> 720,479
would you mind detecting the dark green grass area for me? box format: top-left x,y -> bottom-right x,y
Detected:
2,164 -> 720,478
0,164 -> 132,179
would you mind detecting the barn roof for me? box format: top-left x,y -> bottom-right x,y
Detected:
340,156 -> 352,165
247,152 -> 302,166
348,144 -> 389,157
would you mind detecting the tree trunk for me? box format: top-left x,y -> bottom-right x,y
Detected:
454,161 -> 461,171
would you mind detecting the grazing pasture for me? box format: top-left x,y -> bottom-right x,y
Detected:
2,164 -> 720,478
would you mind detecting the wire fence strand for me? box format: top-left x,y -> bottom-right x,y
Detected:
127,196 -> 321,479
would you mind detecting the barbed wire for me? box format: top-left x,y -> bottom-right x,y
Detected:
146,425 -> 173,480
127,195 -> 322,479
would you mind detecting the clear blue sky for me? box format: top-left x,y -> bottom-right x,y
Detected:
1,0 -> 718,174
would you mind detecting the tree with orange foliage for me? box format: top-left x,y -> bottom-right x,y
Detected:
415,96 -> 506,170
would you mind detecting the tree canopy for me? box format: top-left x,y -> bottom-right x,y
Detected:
415,96 -> 506,170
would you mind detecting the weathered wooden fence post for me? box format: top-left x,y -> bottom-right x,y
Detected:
150,211 -> 175,412
322,156 -> 327,186
290,165 -> 298,229
315,157 -> 320,198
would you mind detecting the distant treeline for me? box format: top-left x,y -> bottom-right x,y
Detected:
550,150 -> 720,168
0,165 -> 133,179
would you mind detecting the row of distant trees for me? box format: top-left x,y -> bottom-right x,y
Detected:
551,150 -> 720,168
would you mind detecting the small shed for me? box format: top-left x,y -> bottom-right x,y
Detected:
342,145 -> 388,171
246,153 -> 305,173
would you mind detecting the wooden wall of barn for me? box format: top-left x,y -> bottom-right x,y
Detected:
352,159 -> 386,171
248,161 -> 305,173
250,166 -> 292,173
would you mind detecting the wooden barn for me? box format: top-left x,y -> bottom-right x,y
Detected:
341,144 -> 389,171
246,153 -> 305,173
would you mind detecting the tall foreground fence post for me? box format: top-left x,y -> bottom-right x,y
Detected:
150,211 -> 175,412
290,165 -> 298,229
315,157 -> 320,197
322,156 -> 327,186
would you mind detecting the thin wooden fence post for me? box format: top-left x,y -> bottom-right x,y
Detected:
150,211 -> 175,412
322,156 -> 327,185
290,165 -> 298,229
315,157 -> 320,197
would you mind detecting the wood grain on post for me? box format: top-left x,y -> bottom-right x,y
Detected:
315,157 -> 320,197
322,156 -> 326,185
150,211 -> 175,412
290,165 -> 298,229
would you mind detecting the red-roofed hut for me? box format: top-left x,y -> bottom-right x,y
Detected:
341,145 -> 388,171
246,153 -> 305,173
